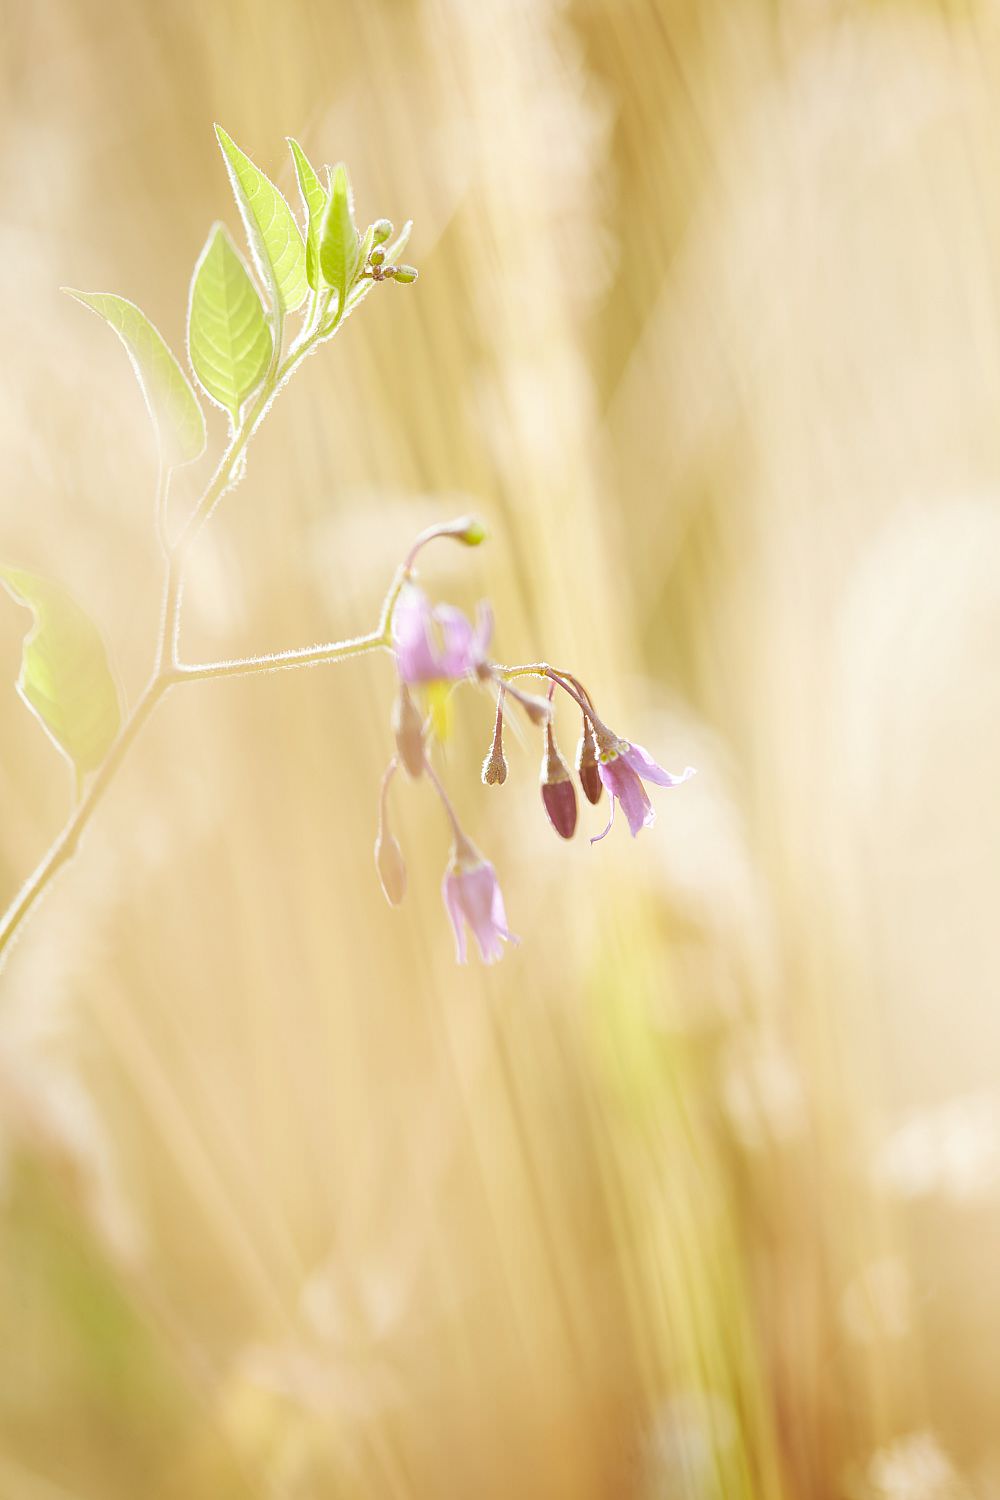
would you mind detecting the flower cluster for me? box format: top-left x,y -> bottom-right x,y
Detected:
374,520 -> 696,964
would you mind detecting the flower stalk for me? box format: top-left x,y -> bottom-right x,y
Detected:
1,126 -> 696,973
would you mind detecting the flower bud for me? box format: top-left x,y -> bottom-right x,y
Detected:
482,691 -> 508,785
374,829 -> 407,905
576,716 -> 603,805
457,518 -> 486,546
391,264 -> 418,284
369,246 -> 386,268
391,683 -> 425,778
451,515 -> 487,546
540,725 -> 578,839
371,218 -> 393,246
505,681 -> 550,726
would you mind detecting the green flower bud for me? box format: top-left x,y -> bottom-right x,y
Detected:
371,218 -> 393,246
391,264 -> 418,284
434,514 -> 487,548
369,246 -> 386,268
456,517 -> 486,546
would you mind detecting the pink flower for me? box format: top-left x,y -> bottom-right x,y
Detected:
442,842 -> 517,963
392,584 -> 492,685
592,739 -> 696,842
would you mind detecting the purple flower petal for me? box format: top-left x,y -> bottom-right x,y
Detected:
436,605 -> 476,678
393,586 -> 493,685
393,586 -> 441,683
607,756 -> 655,836
441,857 -> 516,964
590,788 -> 616,843
622,743 -> 697,789
442,870 -> 469,963
595,754 -> 656,837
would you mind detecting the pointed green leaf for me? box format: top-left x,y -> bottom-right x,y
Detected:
287,137 -> 327,293
63,290 -> 206,466
1,568 -> 121,774
318,163 -> 360,308
215,125 -> 307,314
187,224 -> 273,420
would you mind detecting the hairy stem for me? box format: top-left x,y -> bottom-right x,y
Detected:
176,630 -> 387,683
493,662 -> 616,740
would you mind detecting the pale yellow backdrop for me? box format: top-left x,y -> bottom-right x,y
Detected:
1,0 -> 999,1496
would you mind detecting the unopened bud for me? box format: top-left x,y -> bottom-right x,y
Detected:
540,725 -> 578,839
374,829 -> 407,905
371,218 -> 393,246
369,246 -> 386,268
454,515 -> 487,546
437,513 -> 487,548
576,716 -> 603,805
505,681 -> 550,726
391,264 -> 418,284
482,691 -> 508,785
392,683 -> 425,778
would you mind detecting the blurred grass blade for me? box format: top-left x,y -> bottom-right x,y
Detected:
1,567 -> 121,775
385,219 -> 412,265
318,162 -> 359,311
287,137 -> 326,293
187,223 -> 273,420
215,125 -> 308,314
63,290 -> 206,467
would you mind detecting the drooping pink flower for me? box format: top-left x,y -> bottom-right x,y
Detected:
442,842 -> 517,963
392,584 -> 492,685
592,738 -> 696,842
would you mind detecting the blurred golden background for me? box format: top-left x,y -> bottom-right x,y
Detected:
2,0 -> 1000,1495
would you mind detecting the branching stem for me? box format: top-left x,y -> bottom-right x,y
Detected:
493,662 -> 616,742
0,316 -> 412,970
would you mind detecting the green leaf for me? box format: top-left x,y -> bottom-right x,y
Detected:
215,125 -> 308,314
187,223 -> 273,420
287,137 -> 327,293
63,290 -> 206,467
318,163 -> 360,308
1,568 -> 121,775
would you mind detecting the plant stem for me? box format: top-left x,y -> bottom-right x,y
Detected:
493,662 -> 616,740
0,676 -> 167,964
422,756 -> 468,847
0,320 -> 407,971
175,630 -> 387,683
172,562 -> 412,684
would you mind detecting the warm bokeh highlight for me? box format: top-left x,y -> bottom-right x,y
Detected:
1,1 -> 998,1496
